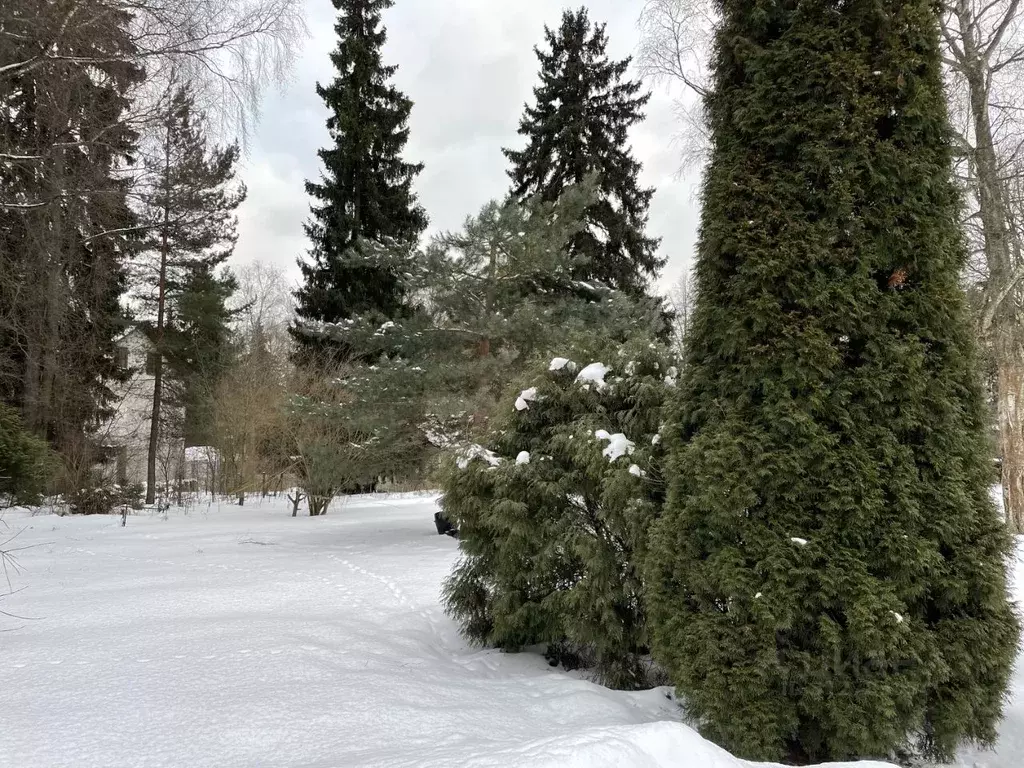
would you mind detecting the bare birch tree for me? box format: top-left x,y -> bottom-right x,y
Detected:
636,0 -> 716,171
234,260 -> 295,357
1,0 -> 305,143
666,268 -> 694,355
942,1 -> 1024,531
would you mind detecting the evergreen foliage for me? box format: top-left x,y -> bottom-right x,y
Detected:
295,182 -> 669,490
293,0 -> 427,360
135,82 -> 244,501
645,2 -> 1020,762
441,342 -> 675,690
0,404 -> 54,507
0,0 -> 141,452
140,85 -> 245,282
163,263 -> 241,447
505,8 -> 661,296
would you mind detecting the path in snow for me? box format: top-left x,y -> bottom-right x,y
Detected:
0,494 -> 1019,768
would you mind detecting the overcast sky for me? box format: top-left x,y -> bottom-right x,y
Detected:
233,0 -> 701,295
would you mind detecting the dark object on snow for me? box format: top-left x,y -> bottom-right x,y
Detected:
434,511 -> 458,538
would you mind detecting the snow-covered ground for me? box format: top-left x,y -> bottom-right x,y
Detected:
0,494 -> 1019,768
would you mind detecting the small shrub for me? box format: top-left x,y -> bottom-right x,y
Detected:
441,342 -> 675,689
67,475 -> 144,516
0,404 -> 54,507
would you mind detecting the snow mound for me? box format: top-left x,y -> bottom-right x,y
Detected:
790,537 -> 809,546
577,362 -> 610,390
629,464 -> 646,478
458,721 -> 899,768
0,495 -> 1001,768
664,366 -> 679,388
595,430 -> 635,462
516,387 -> 539,411
549,357 -> 575,372
516,451 -> 531,465
457,444 -> 502,469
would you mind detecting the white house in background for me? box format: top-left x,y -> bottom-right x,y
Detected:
182,444 -> 221,494
96,327 -> 184,489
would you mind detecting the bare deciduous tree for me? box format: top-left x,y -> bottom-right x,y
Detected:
213,340 -> 288,505
665,268 -> 694,355
234,260 -> 295,357
942,1 -> 1024,531
636,0 -> 716,172
1,0 -> 305,143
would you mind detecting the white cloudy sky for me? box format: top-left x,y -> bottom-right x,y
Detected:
232,0 -> 702,294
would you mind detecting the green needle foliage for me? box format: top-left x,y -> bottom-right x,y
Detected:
442,342 -> 675,689
646,1 -> 1019,763
293,0 -> 427,362
0,404 -> 54,507
505,7 -> 661,297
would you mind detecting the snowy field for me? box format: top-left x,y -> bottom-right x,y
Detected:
0,493 -> 1020,768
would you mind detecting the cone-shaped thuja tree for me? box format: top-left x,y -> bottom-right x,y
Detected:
647,1 -> 1019,763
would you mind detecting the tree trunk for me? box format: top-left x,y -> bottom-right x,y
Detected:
957,1 -> 1024,531
146,122 -> 172,505
22,336 -> 42,433
38,177 -> 64,443
26,144 -> 66,441
997,333 -> 1024,531
309,495 -> 330,516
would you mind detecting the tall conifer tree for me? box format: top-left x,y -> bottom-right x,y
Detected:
505,8 -> 661,296
163,263 -> 240,448
0,0 -> 141,457
646,1 -> 1019,763
293,0 -> 427,360
138,83 -> 244,503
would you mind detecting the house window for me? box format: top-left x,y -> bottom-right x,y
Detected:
145,351 -> 160,376
116,345 -> 129,370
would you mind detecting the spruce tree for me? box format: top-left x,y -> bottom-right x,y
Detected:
293,0 -> 427,360
0,404 -> 54,507
505,8 -> 661,296
163,263 -> 240,447
646,2 -> 1019,763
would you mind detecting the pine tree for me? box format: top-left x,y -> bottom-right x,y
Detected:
137,82 -> 245,503
300,182 -> 669,474
645,2 -> 1019,762
293,0 -> 427,361
505,8 -> 661,296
